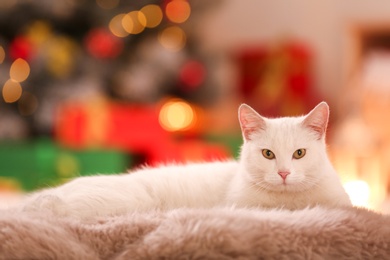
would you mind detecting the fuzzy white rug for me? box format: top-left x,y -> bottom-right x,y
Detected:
1,206 -> 389,259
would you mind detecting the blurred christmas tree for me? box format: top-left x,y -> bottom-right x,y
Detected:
0,0 -> 223,139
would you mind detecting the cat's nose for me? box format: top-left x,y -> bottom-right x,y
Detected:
278,171 -> 290,180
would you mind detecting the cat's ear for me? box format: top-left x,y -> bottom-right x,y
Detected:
238,104 -> 266,141
302,102 -> 329,140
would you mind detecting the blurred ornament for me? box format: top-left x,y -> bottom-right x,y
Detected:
84,28 -> 123,59
179,60 -> 206,91
165,0 -> 191,24
25,20 -> 52,48
46,36 -> 77,78
9,36 -> 34,61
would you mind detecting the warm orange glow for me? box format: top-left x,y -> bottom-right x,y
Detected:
46,36 -> 76,78
122,11 -> 146,35
25,20 -> 52,47
165,0 -> 191,24
109,14 -> 129,38
158,26 -> 186,52
10,58 -> 30,82
159,99 -> 196,131
332,143 -> 386,211
140,4 -> 163,28
2,79 -> 22,103
343,180 -> 370,207
0,45 -> 4,64
121,14 -> 133,34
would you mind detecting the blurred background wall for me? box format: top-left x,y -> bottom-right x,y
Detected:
0,0 -> 390,212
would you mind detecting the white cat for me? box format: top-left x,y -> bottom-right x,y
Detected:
20,102 -> 351,220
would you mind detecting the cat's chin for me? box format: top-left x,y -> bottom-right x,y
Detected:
258,182 -> 313,193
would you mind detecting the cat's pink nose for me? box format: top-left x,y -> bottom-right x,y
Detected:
278,171 -> 290,180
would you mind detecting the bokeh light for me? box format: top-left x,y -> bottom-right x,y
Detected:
2,79 -> 22,103
0,45 -> 5,64
85,28 -> 123,59
122,11 -> 146,35
47,36 -> 77,78
96,0 -> 119,10
10,58 -> 30,82
158,26 -> 186,52
25,20 -> 52,47
9,36 -> 33,61
343,180 -> 370,207
165,0 -> 191,24
180,60 -> 206,89
18,91 -> 39,116
109,13 -> 129,38
140,4 -> 163,28
159,99 -> 196,132
56,153 -> 79,178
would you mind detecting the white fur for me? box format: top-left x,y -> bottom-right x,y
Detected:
20,102 -> 351,220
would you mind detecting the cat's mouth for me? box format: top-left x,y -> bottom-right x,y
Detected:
256,180 -> 312,193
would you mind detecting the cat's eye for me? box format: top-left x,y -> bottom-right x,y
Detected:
293,149 -> 306,159
262,149 -> 275,160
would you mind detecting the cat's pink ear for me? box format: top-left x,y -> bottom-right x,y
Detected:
238,104 -> 266,141
302,102 -> 329,140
